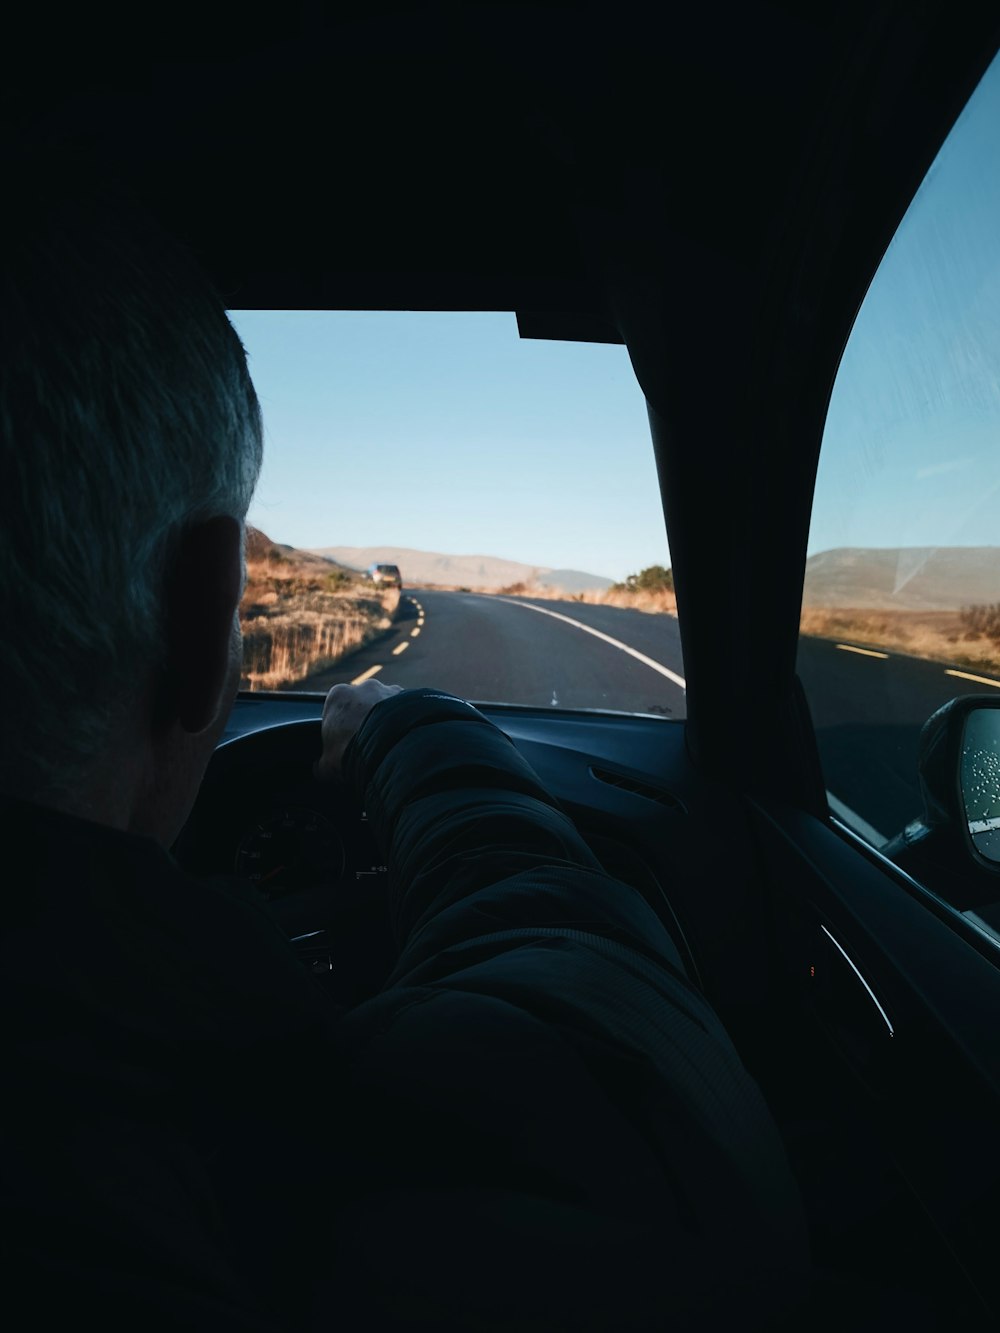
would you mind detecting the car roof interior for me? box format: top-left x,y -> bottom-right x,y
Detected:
6,2 -> 1000,1324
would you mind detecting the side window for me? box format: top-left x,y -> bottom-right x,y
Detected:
799,54 -> 1000,910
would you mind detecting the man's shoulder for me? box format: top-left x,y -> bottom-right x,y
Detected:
1,795 -> 338,1074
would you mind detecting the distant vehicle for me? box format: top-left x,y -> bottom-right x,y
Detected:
367,563 -> 402,589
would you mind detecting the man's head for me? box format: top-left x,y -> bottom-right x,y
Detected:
0,159 -> 263,841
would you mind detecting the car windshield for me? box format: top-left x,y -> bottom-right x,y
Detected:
231,311 -> 685,718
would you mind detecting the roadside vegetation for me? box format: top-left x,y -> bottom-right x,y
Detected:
239,527 -> 399,690
492,560 -> 1000,676
799,603 -> 1000,676
495,564 -> 678,615
321,542 -> 998,681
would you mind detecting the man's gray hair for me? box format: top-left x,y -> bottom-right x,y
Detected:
0,164 -> 263,800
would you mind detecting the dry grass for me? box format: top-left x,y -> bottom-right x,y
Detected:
492,581 -> 678,616
799,605 -> 1000,675
591,586 -> 677,615
241,538 -> 1000,683
239,529 -> 399,690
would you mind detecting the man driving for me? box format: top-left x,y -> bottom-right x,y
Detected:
0,166 -> 811,1329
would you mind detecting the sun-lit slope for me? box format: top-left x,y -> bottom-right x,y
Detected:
239,528 -> 399,690
800,547 -> 1000,674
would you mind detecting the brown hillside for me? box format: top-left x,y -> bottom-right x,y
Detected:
239,527 -> 398,690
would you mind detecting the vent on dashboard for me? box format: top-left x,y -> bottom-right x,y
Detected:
589,766 -> 685,812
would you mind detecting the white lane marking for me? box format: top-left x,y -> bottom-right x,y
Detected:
945,668 -> 1000,689
351,664 -> 383,684
392,641 -> 410,656
411,626 -> 421,637
836,643 -> 889,659
969,815 -> 1000,834
495,598 -> 686,689
820,924 -> 894,1037
826,792 -> 888,847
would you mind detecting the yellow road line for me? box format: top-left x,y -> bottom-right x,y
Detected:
392,641 -> 409,656
351,664 -> 382,684
836,643 -> 889,659
411,626 -> 421,637
945,668 -> 1000,689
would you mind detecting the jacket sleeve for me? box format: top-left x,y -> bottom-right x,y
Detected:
342,688 -> 688,978
331,688 -> 810,1331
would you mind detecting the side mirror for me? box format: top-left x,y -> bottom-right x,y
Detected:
960,702 -> 1000,869
882,695 -> 1000,904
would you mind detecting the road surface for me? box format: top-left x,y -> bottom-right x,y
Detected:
797,636 -> 1000,842
305,589 -> 687,717
302,589 -> 1000,846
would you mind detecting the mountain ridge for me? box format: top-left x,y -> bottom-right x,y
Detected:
307,544 -> 614,592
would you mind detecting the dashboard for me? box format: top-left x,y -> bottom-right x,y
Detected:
173,691 -> 716,1002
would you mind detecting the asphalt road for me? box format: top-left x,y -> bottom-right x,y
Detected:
796,637 -> 1000,843
302,589 -> 1000,845
304,589 -> 688,717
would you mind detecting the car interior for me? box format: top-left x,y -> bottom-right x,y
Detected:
6,3 -> 1000,1326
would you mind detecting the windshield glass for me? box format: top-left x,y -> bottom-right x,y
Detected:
229,311 -> 685,718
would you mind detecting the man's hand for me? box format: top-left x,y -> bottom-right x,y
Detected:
315,680 -> 404,781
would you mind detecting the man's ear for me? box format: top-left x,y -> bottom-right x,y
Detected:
161,515 -> 244,735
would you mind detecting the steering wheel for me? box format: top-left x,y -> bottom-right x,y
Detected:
173,719 -> 395,1004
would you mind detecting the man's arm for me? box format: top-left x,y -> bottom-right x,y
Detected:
316,684 -> 811,1331
324,683 -> 688,977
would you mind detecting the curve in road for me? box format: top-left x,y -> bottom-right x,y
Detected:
300,590 -> 1000,851
302,589 -> 688,717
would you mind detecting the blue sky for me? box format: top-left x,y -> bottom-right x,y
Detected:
810,49 -> 1000,556
235,309 -> 664,583
234,52 -> 1000,579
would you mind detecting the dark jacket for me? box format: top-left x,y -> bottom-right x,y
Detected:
2,689 -> 809,1330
